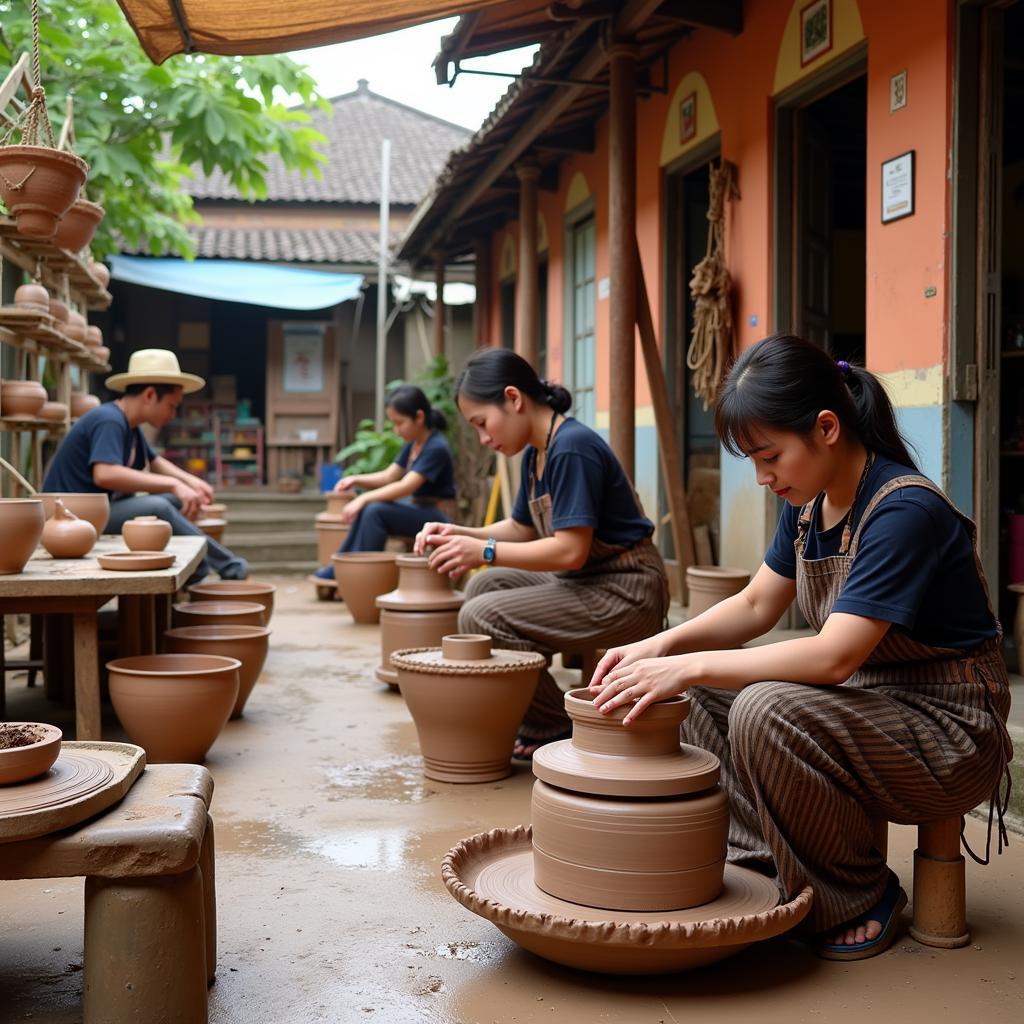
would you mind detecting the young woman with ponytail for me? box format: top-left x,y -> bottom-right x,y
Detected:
314,385 -> 456,575
588,333 -> 1012,961
414,348 -> 669,758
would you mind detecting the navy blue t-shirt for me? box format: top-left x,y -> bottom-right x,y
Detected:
42,403 -> 156,495
765,456 -> 997,651
511,417 -> 653,547
393,431 -> 455,499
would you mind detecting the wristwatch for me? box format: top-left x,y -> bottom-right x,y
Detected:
482,537 -> 497,564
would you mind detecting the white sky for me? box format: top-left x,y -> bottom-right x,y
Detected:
287,17 -> 538,131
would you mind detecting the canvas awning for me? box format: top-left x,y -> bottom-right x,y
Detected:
115,0 -> 519,64
109,255 -> 364,310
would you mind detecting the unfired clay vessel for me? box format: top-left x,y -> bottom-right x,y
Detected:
376,555 -> 463,687
0,723 -> 62,785
84,324 -> 103,349
196,517 -> 226,543
686,566 -> 751,618
14,282 -> 49,312
188,581 -> 275,622
172,600 -> 266,629
0,498 -> 45,575
331,551 -> 399,624
391,634 -> 545,783
1,379 -> 47,417
201,502 -> 227,518
315,512 -> 348,566
122,515 -> 172,552
41,499 -> 97,558
97,551 -> 175,571
106,653 -> 240,763
64,311 -> 88,345
69,391 -> 100,416
39,492 -> 109,534
48,297 -> 70,324
38,401 -> 69,422
164,624 -> 271,719
325,491 -> 355,516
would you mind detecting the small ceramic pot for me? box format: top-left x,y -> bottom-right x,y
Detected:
13,282 -> 49,312
164,624 -> 271,719
201,502 -> 227,518
106,653 -> 240,763
1,380 -> 47,417
122,515 -> 172,552
188,581 -> 275,622
315,512 -> 348,565
37,401 -> 69,422
64,310 -> 88,345
93,345 -> 110,364
172,600 -> 266,629
84,324 -> 103,349
0,722 -> 62,784
330,551 -> 399,624
686,566 -> 751,619
69,391 -> 100,417
41,499 -> 97,558
48,297 -> 70,324
391,634 -> 546,783
38,492 -> 109,535
325,491 -> 355,516
0,498 -> 45,574
196,518 -> 226,543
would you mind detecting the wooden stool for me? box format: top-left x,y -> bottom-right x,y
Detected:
1008,582 -> 1024,672
872,816 -> 969,948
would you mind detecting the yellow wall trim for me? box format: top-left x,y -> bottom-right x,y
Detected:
565,171 -> 592,213
877,364 -> 944,408
661,71 -> 720,167
595,406 -> 656,430
773,0 -> 865,96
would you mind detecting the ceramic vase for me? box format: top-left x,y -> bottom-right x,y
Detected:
0,498 -> 45,574
14,282 -> 49,312
1,380 -> 47,417
69,391 -> 99,416
106,653 -> 240,763
188,581 -> 276,623
391,634 -> 546,783
38,492 -> 109,535
164,624 -> 271,719
0,723 -> 62,784
0,146 -> 88,238
53,198 -> 104,252
686,566 -> 751,619
331,551 -> 399,624
122,515 -> 172,552
41,499 -> 97,558
171,600 -> 266,629
315,512 -> 349,565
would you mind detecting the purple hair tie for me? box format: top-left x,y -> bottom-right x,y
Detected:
837,360 -> 851,377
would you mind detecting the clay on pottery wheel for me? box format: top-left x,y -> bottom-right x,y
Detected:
0,498 -> 45,575
38,492 -> 109,535
188,580 -> 275,622
69,391 -> 100,417
172,600 -> 266,629
41,499 -> 97,559
0,723 -> 62,785
196,517 -> 226,543
391,634 -> 545,783
122,515 -> 172,552
686,566 -> 750,619
164,624 -> 271,718
315,512 -> 349,566
106,653 -> 240,763
331,551 -> 399,624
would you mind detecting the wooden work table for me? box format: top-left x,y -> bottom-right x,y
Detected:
0,536 -> 206,739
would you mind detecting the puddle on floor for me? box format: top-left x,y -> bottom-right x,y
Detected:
430,941 -> 502,965
216,817 -> 305,856
320,755 -> 435,803
304,828 -> 426,872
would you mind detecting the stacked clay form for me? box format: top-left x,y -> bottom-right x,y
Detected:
330,551 -> 399,624
375,555 -> 464,688
122,515 -> 172,552
0,498 -> 45,574
172,600 -> 266,629
188,580 -> 275,623
38,492 -> 109,535
391,634 -> 545,783
41,499 -> 97,558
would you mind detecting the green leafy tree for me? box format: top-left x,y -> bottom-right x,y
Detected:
0,0 -> 326,258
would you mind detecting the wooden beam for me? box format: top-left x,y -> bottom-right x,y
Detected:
656,0 -> 743,36
515,163 -> 540,368
432,250 -> 446,358
535,124 -> 596,154
473,238 -> 492,348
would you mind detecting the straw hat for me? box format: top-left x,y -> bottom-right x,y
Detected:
105,349 -> 205,394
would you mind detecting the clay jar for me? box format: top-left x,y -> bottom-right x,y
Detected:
106,653 -> 240,763
122,515 -> 172,552
14,282 -> 49,312
315,512 -> 348,566
172,600 -> 266,629
38,492 -> 109,535
0,498 -> 45,574
69,391 -> 99,417
0,723 -> 62,784
530,690 -> 729,913
188,581 -> 276,623
330,551 -> 399,624
41,499 -> 97,558
164,624 -> 271,719
376,555 -> 463,687
325,490 -> 355,516
391,634 -> 546,783
1,379 -> 47,417
686,566 -> 751,619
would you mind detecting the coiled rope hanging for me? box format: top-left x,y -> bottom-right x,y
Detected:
0,0 -> 55,150
686,160 -> 739,411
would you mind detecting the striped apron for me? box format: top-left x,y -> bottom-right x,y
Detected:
682,474 -> 1013,931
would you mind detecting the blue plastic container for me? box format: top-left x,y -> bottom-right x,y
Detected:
320,462 -> 342,493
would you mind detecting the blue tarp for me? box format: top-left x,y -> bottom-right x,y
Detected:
109,256 -> 364,311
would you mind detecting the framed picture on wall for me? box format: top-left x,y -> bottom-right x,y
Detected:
679,92 -> 697,144
800,0 -> 832,67
282,323 -> 326,392
881,150 -> 915,223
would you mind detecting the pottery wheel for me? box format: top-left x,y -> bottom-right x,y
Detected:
442,826 -> 813,975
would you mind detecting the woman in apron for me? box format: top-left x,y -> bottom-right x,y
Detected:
415,348 -> 669,758
589,334 -> 1012,960
313,385 -> 456,578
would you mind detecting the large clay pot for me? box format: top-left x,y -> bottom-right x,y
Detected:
106,653 -> 240,763
14,282 -> 49,312
122,515 -> 172,552
686,566 -> 751,619
331,551 -> 399,624
41,499 -> 97,558
188,581 -> 275,623
38,492 -> 109,535
69,391 -> 99,417
315,512 -> 348,565
164,624 -> 271,719
392,634 -> 546,783
196,518 -> 226,543
0,146 -> 88,238
53,198 -> 105,252
0,498 -> 45,574
1,380 -> 47,417
0,722 -> 62,784
172,600 -> 265,629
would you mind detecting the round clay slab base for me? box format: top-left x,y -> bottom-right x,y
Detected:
97,550 -> 176,571
443,826 -> 812,974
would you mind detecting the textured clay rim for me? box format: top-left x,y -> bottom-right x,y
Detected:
0,145 -> 89,176
188,582 -> 276,597
442,826 -> 813,949
164,624 -> 272,641
172,600 -> 265,616
106,653 -> 241,676
0,722 -> 63,754
390,645 -> 546,675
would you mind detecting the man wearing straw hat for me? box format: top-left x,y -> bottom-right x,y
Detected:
42,349 -> 248,581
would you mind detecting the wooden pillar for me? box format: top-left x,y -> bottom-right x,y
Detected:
473,238 -> 492,348
609,41 -> 638,479
432,250 -> 446,358
515,162 -> 541,367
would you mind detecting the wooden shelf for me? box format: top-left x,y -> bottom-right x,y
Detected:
0,415 -> 62,432
1002,350 -> 1024,359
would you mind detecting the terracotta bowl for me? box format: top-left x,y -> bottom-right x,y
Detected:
97,550 -> 175,571
188,581 -> 275,622
106,653 -> 240,763
330,551 -> 399,624
172,600 -> 266,629
37,401 -> 69,422
0,722 -> 62,785
1,380 -> 47,417
38,492 -> 110,535
196,518 -> 226,543
122,516 -> 172,552
69,391 -> 100,417
0,498 -> 45,575
164,624 -> 271,718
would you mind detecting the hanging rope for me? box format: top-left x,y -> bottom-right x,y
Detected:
686,160 -> 739,410
0,0 -> 56,150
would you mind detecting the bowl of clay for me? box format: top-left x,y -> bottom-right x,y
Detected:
0,722 -> 62,785
97,550 -> 176,572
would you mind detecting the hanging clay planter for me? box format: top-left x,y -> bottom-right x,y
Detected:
172,600 -> 265,629
38,492 -> 109,535
686,566 -> 750,618
315,512 -> 349,566
52,197 -> 104,252
391,634 -> 545,783
0,145 -> 87,238
196,517 -> 226,543
41,498 -> 97,558
0,722 -> 62,785
330,551 -> 399,624
106,653 -> 240,763
14,281 -> 49,312
0,379 -> 47,417
375,555 -> 463,688
164,624 -> 271,719
188,580 -> 276,623
122,515 -> 172,552
0,498 -> 44,574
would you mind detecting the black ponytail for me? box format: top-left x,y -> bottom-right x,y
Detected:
386,384 -> 447,432
456,348 -> 572,415
715,334 -> 919,470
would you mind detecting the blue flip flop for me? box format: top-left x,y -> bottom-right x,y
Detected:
816,869 -> 907,961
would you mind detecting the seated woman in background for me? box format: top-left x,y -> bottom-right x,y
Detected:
313,385 -> 456,578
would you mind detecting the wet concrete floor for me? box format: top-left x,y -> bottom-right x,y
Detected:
2,579 -> 1022,1022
